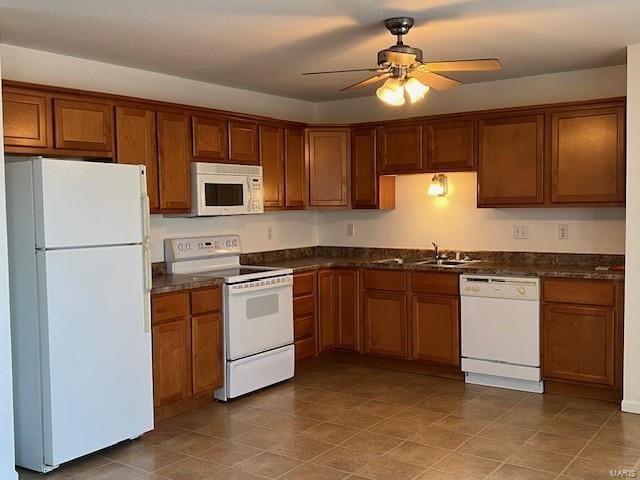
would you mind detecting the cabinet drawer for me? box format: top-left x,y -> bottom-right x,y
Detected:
294,315 -> 315,341
543,279 -> 615,307
152,292 -> 190,323
295,337 -> 316,361
294,295 -> 315,318
362,269 -> 406,292
293,272 -> 316,297
410,272 -> 459,295
191,287 -> 222,315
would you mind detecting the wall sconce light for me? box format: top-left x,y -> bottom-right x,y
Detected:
428,174 -> 448,197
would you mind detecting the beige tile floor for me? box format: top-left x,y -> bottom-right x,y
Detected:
18,361 -> 640,480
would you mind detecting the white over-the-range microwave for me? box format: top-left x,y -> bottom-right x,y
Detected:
191,162 -> 264,216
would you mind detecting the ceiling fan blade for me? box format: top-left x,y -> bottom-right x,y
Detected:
423,58 -> 503,72
385,51 -> 416,66
341,72 -> 392,91
302,68 -> 384,75
410,68 -> 461,91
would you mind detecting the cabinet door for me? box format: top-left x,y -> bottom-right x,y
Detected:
336,269 -> 359,351
378,124 -> 422,173
308,129 -> 350,207
411,294 -> 459,365
351,127 -> 378,208
425,119 -> 475,171
115,107 -> 160,211
2,90 -> 50,148
53,98 -> 113,151
285,128 -> 306,208
478,114 -> 544,206
259,125 -> 285,208
362,290 -> 408,358
543,303 -> 615,386
192,313 -> 223,394
152,317 -> 192,407
551,107 -> 625,204
228,121 -> 259,164
317,270 -> 336,352
192,116 -> 228,160
157,111 -> 191,211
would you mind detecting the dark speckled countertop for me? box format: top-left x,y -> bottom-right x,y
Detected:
151,247 -> 624,294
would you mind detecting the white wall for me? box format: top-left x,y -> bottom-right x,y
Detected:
0,44 -> 319,123
0,54 -> 19,480
150,211 -> 318,262
623,46 -> 640,414
317,65 -> 627,123
319,173 -> 625,254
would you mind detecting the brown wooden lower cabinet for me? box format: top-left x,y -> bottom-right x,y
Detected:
335,269 -> 359,351
151,286 -> 223,419
411,294 -> 460,366
541,278 -> 623,391
293,271 -> 317,361
317,270 -> 336,352
152,316 -> 191,407
362,290 -> 408,358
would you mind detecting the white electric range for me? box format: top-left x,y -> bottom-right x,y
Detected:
165,235 -> 294,401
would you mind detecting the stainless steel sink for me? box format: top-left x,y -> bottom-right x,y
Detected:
411,258 -> 481,267
370,257 -> 404,265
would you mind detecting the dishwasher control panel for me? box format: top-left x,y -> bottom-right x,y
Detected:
460,275 -> 539,300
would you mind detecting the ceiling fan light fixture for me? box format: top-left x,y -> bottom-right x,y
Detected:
404,77 -> 430,103
376,77 -> 405,106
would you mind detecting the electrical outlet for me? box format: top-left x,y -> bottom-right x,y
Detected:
558,224 -> 569,240
346,223 -> 355,237
266,225 -> 273,240
513,225 -> 529,240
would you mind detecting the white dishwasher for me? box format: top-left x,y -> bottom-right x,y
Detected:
460,274 -> 543,393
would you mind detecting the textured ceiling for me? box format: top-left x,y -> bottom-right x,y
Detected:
0,0 -> 637,101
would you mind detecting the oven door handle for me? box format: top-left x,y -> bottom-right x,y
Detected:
227,276 -> 293,295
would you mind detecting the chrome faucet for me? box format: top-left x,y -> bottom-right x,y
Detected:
432,242 -> 439,261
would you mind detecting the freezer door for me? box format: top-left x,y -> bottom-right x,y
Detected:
34,158 -> 145,248
37,245 -> 153,466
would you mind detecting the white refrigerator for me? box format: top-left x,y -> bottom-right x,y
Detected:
6,157 -> 154,473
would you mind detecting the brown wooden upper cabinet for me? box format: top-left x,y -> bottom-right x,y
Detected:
477,114 -> 545,207
378,124 -> 423,173
2,88 -> 50,148
115,106 -> 160,212
351,127 -> 395,210
424,119 -> 475,171
192,115 -> 228,161
53,98 -> 113,152
285,128 -> 306,208
157,111 -> 191,212
550,107 -> 625,205
259,125 -> 285,208
228,120 -> 259,165
307,128 -> 350,207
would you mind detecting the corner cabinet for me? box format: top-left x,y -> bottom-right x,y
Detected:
151,287 -> 223,420
550,107 -> 625,205
307,128 -> 350,208
477,114 -> 545,207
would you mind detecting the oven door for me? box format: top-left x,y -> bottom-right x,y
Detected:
195,173 -> 250,215
224,276 -> 294,360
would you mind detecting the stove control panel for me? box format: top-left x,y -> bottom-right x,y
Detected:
165,235 -> 241,261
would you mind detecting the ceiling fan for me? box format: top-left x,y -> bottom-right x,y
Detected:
302,17 -> 502,106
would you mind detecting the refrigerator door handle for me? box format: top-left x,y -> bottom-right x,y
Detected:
143,245 -> 152,333
141,194 -> 151,244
